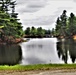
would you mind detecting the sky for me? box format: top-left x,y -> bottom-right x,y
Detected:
15,0 -> 76,30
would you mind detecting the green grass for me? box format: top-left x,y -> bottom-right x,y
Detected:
0,64 -> 76,71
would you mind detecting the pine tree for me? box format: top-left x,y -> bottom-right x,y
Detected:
0,0 -> 23,39
55,10 -> 67,37
68,13 -> 76,35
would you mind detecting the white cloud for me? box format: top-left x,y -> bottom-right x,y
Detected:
23,15 -> 55,25
16,0 -> 48,13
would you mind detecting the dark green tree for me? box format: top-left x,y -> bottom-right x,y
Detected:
0,0 -> 23,38
0,0 -> 12,12
55,10 -> 67,37
25,27 -> 30,35
30,26 -> 37,36
55,17 -> 61,36
37,27 -> 45,37
60,10 -> 67,36
68,13 -> 76,35
45,29 -> 51,35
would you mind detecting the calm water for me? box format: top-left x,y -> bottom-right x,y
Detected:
0,38 -> 76,65
20,38 -> 71,65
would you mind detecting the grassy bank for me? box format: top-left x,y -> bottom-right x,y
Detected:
0,64 -> 76,71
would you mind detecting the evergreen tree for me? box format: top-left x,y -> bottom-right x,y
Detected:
30,26 -> 37,36
55,10 -> 67,37
68,13 -> 76,35
55,17 -> 61,36
0,0 -> 23,38
37,27 -> 45,37
60,10 -> 67,36
25,27 -> 30,35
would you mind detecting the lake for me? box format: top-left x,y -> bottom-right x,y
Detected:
20,38 -> 73,65
20,38 -> 63,65
0,38 -> 76,65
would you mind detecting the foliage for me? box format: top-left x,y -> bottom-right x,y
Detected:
24,27 -> 52,37
30,26 -> 37,36
55,10 -> 76,37
55,10 -> 67,37
0,0 -> 23,38
68,13 -> 76,35
25,27 -> 30,35
37,27 -> 45,36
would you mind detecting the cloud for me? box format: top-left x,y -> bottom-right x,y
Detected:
54,7 -> 72,15
22,15 -> 56,26
58,7 -> 72,10
16,0 -> 49,13
23,7 -> 72,26
18,7 -> 40,13
73,0 -> 76,2
28,3 -> 45,8
20,15 -> 58,30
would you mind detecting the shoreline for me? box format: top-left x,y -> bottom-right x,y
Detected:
0,38 -> 25,45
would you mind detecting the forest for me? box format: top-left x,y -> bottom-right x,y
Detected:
0,0 -> 23,44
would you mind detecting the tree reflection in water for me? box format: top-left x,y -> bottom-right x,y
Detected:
69,39 -> 76,63
0,44 -> 22,65
57,38 -> 76,64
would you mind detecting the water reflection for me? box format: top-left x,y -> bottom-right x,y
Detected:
57,38 -> 76,63
21,38 -> 63,65
0,44 -> 22,65
69,39 -> 76,63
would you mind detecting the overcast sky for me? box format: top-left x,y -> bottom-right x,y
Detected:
15,0 -> 76,30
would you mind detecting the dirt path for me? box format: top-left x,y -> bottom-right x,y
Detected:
0,69 -> 76,75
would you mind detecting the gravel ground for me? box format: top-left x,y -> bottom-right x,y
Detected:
0,69 -> 76,75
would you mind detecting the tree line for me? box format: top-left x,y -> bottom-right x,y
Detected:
24,27 -> 53,38
55,10 -> 76,38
